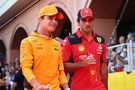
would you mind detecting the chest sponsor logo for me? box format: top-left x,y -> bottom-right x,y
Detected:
98,45 -> 102,49
78,45 -> 85,51
79,55 -> 87,60
37,44 -> 43,46
36,43 -> 43,50
37,47 -> 43,50
53,44 -> 59,47
97,45 -> 102,54
54,48 -> 58,51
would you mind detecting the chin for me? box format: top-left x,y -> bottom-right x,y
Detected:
84,30 -> 92,32
49,29 -> 55,32
85,28 -> 92,32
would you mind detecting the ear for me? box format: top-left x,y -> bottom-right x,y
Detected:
38,17 -> 42,24
77,21 -> 80,26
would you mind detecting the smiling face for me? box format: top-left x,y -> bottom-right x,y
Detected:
78,16 -> 94,33
39,15 -> 58,33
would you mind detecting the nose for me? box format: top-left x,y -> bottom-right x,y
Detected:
86,21 -> 90,25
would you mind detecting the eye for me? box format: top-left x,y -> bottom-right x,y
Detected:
48,16 -> 58,21
88,19 -> 94,22
54,18 -> 58,21
48,16 -> 53,20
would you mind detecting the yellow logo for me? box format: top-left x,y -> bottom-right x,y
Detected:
91,70 -> 95,75
85,10 -> 89,13
78,45 -> 85,51
97,37 -> 101,43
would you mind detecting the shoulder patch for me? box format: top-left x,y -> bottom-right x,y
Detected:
66,33 -> 82,45
94,34 -> 105,44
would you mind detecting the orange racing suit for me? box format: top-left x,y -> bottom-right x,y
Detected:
20,31 -> 67,90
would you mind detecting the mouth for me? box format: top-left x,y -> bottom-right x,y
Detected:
84,27 -> 93,31
49,26 -> 57,31
50,24 -> 57,28
85,27 -> 91,29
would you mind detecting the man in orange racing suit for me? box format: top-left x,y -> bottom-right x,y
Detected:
20,5 -> 69,90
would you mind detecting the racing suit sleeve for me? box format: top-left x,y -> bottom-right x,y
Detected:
58,46 -> 68,85
101,42 -> 108,89
20,39 -> 36,83
62,38 -> 72,62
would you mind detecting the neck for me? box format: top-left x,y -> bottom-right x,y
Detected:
80,29 -> 93,41
37,27 -> 51,37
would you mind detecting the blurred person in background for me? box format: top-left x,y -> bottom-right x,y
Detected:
109,36 -> 128,72
126,32 -> 134,42
116,36 -> 127,57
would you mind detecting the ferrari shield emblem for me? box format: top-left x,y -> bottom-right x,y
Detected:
97,37 -> 101,43
91,70 -> 95,75
85,10 -> 89,13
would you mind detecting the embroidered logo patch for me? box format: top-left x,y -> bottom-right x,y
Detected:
91,70 -> 96,75
54,48 -> 58,51
78,45 -> 85,51
97,37 -> 102,43
85,10 -> 89,13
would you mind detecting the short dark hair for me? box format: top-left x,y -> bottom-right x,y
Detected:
77,10 -> 81,22
40,15 -> 45,19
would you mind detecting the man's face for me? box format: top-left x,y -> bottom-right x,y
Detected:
78,17 -> 94,32
119,36 -> 126,44
39,15 -> 58,32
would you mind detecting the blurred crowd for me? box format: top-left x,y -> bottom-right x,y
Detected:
0,57 -> 21,90
107,32 -> 135,73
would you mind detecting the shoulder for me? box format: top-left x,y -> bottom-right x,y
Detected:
66,33 -> 77,39
21,36 -> 35,45
66,33 -> 82,45
94,34 -> 105,44
53,39 -> 61,46
21,37 -> 28,44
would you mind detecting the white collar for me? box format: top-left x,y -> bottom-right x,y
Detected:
40,34 -> 50,38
